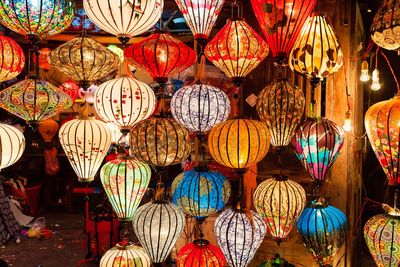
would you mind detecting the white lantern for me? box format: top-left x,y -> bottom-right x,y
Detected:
59,116 -> 112,182
0,124 -> 25,171
100,242 -> 151,267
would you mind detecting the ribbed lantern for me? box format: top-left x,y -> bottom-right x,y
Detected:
292,117 -> 345,183
215,208 -> 266,267
253,175 -> 306,243
0,79 -> 72,125
208,118 -> 270,169
130,117 -> 191,167
257,79 -> 305,148
0,35 -> 25,82
58,80 -> 81,103
59,116 -> 112,182
133,201 -> 185,263
171,84 -> 230,133
100,242 -> 151,267
297,198 -> 347,267
371,0 -> 400,50
100,156 -> 151,221
204,17 -> 269,85
0,123 -> 25,171
177,239 -> 226,267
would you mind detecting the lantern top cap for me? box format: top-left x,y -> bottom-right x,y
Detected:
193,239 -> 210,247
382,203 -> 400,217
310,197 -> 329,208
116,241 -> 135,250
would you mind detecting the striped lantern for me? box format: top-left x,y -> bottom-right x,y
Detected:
0,123 -> 25,171
0,35 -> 25,82
100,242 -> 151,267
177,239 -> 226,267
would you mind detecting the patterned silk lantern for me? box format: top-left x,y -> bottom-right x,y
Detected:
38,119 -> 59,143
205,17 -> 269,85
297,198 -> 347,267
171,84 -> 230,133
59,116 -> 112,182
292,117 -> 345,183
0,79 -> 72,125
175,0 -> 225,40
58,80 -> 81,103
100,242 -> 151,267
371,0 -> 400,50
257,79 -> 305,148
251,0 -> 317,63
0,35 -> 25,82
0,123 -> 25,171
215,208 -> 266,267
177,239 -> 226,267
253,175 -> 306,243
100,156 -> 151,221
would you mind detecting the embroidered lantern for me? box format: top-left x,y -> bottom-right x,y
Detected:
177,239 -> 226,267
100,242 -> 151,267
371,0 -> 400,50
0,123 -> 25,171
58,80 -> 81,103
0,35 -> 25,82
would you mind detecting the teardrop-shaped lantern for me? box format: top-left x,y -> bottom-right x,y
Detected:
100,156 -> 151,221
0,123 -> 25,171
133,201 -> 185,263
292,117 -> 345,183
59,117 -> 112,182
253,175 -> 306,243
177,239 -> 226,267
59,80 -> 81,103
0,35 -> 25,82
371,0 -> 400,50
215,208 -> 266,267
100,241 -> 151,267
38,119 -> 59,143
297,198 -> 347,267
257,79 -> 305,148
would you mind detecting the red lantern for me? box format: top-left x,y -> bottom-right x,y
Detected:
177,239 -> 226,267
58,80 -> 80,103
37,48 -> 51,70
0,35 -> 25,82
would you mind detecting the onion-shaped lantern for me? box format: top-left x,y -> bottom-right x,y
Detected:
253,175 -> 306,243
175,0 -> 225,40
208,118 -> 270,169
0,79 -> 72,125
297,198 -> 347,267
38,119 -> 59,143
257,79 -> 305,148
177,239 -> 226,267
130,117 -> 191,167
100,156 -> 151,221
371,0 -> 400,50
59,116 -> 112,182
0,123 -> 25,171
59,80 -> 81,103
124,31 -> 196,83
205,17 -> 269,85
100,241 -> 151,267
292,117 -> 344,183
133,201 -> 185,263
0,35 -> 25,82
171,169 -> 231,219
215,208 -> 266,267
250,0 -> 317,63
171,84 -> 230,133
289,14 -> 343,82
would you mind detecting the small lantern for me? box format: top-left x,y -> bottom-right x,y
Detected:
0,35 -> 25,82
59,80 -> 81,103
177,239 -> 226,267
0,123 -> 25,171
100,241 -> 151,267
38,119 -> 59,143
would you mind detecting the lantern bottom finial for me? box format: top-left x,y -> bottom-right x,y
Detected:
78,177 -> 95,183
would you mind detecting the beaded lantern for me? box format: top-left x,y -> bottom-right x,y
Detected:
177,239 -> 226,267
58,80 -> 81,103
100,242 -> 151,267
371,0 -> 400,50
0,35 -> 25,82
0,123 -> 25,171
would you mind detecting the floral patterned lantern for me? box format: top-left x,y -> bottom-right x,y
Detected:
0,123 -> 25,171
177,239 -> 226,267
100,241 -> 151,267
0,35 -> 25,82
58,80 -> 81,103
371,0 -> 400,50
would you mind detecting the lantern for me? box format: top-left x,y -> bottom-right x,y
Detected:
292,117 -> 344,183
0,79 -> 72,125
100,156 -> 151,221
58,80 -> 81,103
208,118 -> 270,169
107,45 -> 124,62
100,241 -> 151,267
0,35 -> 25,82
253,175 -> 306,243
38,119 -> 59,143
171,169 -> 231,219
32,47 -> 51,71
124,31 -> 196,83
133,201 -> 185,263
204,17 -> 269,85
215,208 -> 266,267
175,0 -> 225,40
297,198 -> 347,267
130,117 -> 191,167
84,0 -> 163,43
250,0 -> 317,63
257,79 -> 305,148
371,0 -> 400,50
177,239 -> 226,267
0,123 -> 25,171
289,14 -> 343,82
59,116 -> 112,182
171,84 -> 230,133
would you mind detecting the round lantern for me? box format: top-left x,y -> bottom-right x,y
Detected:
38,119 -> 59,143
253,175 -> 306,243
250,0 -> 317,63
175,0 -> 225,40
289,14 -> 343,82
59,80 -> 81,103
297,198 -> 347,267
0,79 -> 72,125
124,31 -> 196,83
59,116 -> 112,182
177,239 -> 226,267
0,123 -> 25,171
100,241 -> 151,267
0,0 -> 73,39
32,47 -> 51,71
133,201 -> 185,263
0,35 -> 25,82
205,17 -> 269,85
292,117 -> 345,183
171,169 -> 231,219
215,208 -> 266,267
130,117 -> 191,167
257,79 -> 305,148
84,0 -> 163,43
208,118 -> 270,169
171,84 -> 230,133
100,156 -> 151,221
371,0 -> 400,50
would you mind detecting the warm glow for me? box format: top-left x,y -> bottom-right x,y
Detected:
100,242 -> 151,267
177,240 -> 226,267
360,60 -> 370,82
0,124 -> 25,171
371,69 -> 381,91
371,0 -> 400,50
0,35 -> 25,82
343,110 -> 352,132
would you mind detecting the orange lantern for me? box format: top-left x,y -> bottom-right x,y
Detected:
34,48 -> 51,70
58,80 -> 81,103
38,119 -> 59,143
0,35 -> 25,82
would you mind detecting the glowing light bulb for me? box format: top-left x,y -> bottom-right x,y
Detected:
158,49 -> 167,63
343,110 -> 352,132
360,60 -> 370,82
371,69 -> 381,91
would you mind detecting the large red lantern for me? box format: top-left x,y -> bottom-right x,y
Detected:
58,80 -> 80,103
0,35 -> 25,82
177,239 -> 226,267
